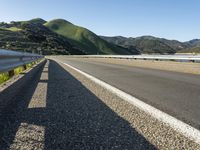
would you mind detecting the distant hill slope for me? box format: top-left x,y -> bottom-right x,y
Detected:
184,39 -> 200,47
101,36 -> 191,54
45,19 -> 139,55
178,45 -> 200,53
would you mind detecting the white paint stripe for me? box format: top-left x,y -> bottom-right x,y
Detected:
60,61 -> 200,144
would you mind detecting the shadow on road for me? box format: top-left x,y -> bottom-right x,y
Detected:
0,61 -> 46,148
0,60 -> 156,149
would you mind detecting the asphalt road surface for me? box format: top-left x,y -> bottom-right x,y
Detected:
1,59 -> 199,149
55,57 -> 200,130
0,60 -> 157,149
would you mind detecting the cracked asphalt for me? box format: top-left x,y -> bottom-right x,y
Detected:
0,59 -> 199,150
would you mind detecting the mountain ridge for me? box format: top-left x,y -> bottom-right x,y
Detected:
100,35 -> 200,54
0,18 -> 199,54
0,18 -> 139,55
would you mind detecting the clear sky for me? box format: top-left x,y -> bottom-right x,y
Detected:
0,0 -> 199,41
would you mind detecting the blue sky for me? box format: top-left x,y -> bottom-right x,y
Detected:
0,0 -> 199,41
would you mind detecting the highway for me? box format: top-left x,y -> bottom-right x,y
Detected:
54,57 -> 200,129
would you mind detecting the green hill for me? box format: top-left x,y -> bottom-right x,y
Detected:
0,20 -> 84,55
0,18 -> 139,55
45,19 -> 139,55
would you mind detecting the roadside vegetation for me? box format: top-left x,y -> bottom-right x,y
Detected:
0,62 -> 35,85
0,73 -> 9,84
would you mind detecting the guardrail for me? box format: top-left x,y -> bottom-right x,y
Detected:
0,49 -> 43,75
67,54 -> 200,63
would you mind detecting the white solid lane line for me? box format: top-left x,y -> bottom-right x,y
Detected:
60,61 -> 200,144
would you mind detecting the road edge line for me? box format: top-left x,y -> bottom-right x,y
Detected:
60,61 -> 200,144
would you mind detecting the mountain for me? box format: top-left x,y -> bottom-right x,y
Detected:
179,39 -> 200,53
178,45 -> 200,53
101,36 -> 191,54
0,18 -> 199,55
15,18 -> 47,25
0,18 -> 139,55
25,18 -> 47,24
184,39 -> 200,47
0,18 -> 47,28
0,19 -> 84,55
44,19 -> 139,55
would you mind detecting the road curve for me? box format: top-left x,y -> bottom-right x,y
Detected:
54,57 -> 200,130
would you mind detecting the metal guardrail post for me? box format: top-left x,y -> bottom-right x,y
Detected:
8,70 -> 14,77
23,64 -> 27,70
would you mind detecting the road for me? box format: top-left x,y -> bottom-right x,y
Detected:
54,57 -> 200,129
1,58 -> 200,149
0,60 -> 157,149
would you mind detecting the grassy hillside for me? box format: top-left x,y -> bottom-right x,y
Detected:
0,18 -> 139,55
0,21 -> 84,55
45,19 -> 139,55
